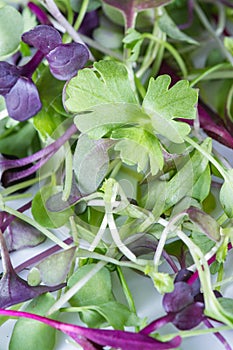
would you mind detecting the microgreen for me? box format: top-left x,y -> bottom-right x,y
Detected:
0,1 -> 233,350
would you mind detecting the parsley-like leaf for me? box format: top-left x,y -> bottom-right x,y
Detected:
112,127 -> 163,175
142,75 -> 198,143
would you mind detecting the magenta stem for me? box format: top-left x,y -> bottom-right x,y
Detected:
19,51 -> 45,78
28,2 -> 51,25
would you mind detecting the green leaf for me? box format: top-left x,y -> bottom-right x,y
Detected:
65,60 -> 137,113
220,169 -> 233,218
74,103 -> 149,139
0,5 -> 24,59
142,75 -> 198,143
187,207 -> 220,242
32,186 -> 74,228
192,164 -> 211,202
191,231 -> 215,254
93,301 -> 139,329
158,11 -> 198,45
9,294 -> 57,350
112,127 -> 163,175
68,264 -> 113,306
145,267 -> 174,294
140,138 -> 211,215
22,7 -> 37,32
0,122 -> 37,158
30,248 -> 76,286
74,134 -> 114,194
224,37 -> 233,56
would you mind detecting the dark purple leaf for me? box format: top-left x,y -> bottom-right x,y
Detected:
46,43 -> 89,80
79,11 -> 99,37
174,269 -> 193,283
0,62 -> 19,96
186,206 -> 221,242
103,0 -> 172,28
0,309 -> 182,350
27,2 -> 51,25
173,302 -> 204,330
163,282 -> 194,313
3,218 -> 45,252
22,25 -> 62,55
0,229 -> 64,309
5,77 -> 42,121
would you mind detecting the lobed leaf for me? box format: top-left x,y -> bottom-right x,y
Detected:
65,60 -> 137,112
112,127 -> 164,175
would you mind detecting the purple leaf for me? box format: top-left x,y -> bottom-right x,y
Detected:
0,229 -> 64,309
3,218 -> 45,252
173,302 -> 204,330
0,309 -> 182,350
163,282 -> 194,313
103,0 -> 172,28
22,25 -> 62,55
46,43 -> 89,80
5,77 -> 42,121
79,11 -> 99,37
0,62 -> 19,96
186,206 -> 221,242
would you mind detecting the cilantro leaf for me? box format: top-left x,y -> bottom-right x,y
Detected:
142,75 -> 198,143
112,127 -> 164,175
65,60 -> 137,112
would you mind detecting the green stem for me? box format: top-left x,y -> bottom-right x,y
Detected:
194,0 -> 233,66
116,266 -> 139,331
0,204 -> 69,249
73,0 -> 89,32
140,33 -> 188,78
62,143 -> 73,202
47,260 -> 106,315
189,63 -> 227,87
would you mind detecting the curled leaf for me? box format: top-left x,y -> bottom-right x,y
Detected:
22,24 -> 62,55
5,77 -> 42,121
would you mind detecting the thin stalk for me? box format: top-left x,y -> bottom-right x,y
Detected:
140,33 -> 188,78
0,204 -> 69,249
40,0 -> 93,59
189,63 -> 227,87
73,0 -> 89,32
47,260 -> 106,315
62,143 -> 73,202
194,1 -> 233,65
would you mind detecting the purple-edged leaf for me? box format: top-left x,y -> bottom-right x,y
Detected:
22,24 -> 62,55
103,0 -> 172,28
4,218 -> 45,252
74,134 -> 115,194
0,308 -> 182,350
79,11 -> 100,37
0,62 -> 19,96
186,206 -> 221,241
173,302 -> 204,330
5,77 -> 42,121
163,282 -> 194,313
0,229 -> 64,309
46,174 -> 82,212
33,247 -> 76,286
46,43 -> 89,81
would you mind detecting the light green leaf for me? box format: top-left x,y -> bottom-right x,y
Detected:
65,60 -> 137,113
74,103 -> 149,139
112,127 -> 163,175
93,301 -> 139,329
142,75 -> 198,142
158,11 -> 198,45
145,266 -> 174,294
31,248 -> 76,286
220,169 -> 233,218
32,186 -> 74,228
9,294 -> 57,350
224,37 -> 233,56
74,134 -> 114,194
22,7 -> 37,32
0,5 -> 24,59
68,264 -> 113,306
